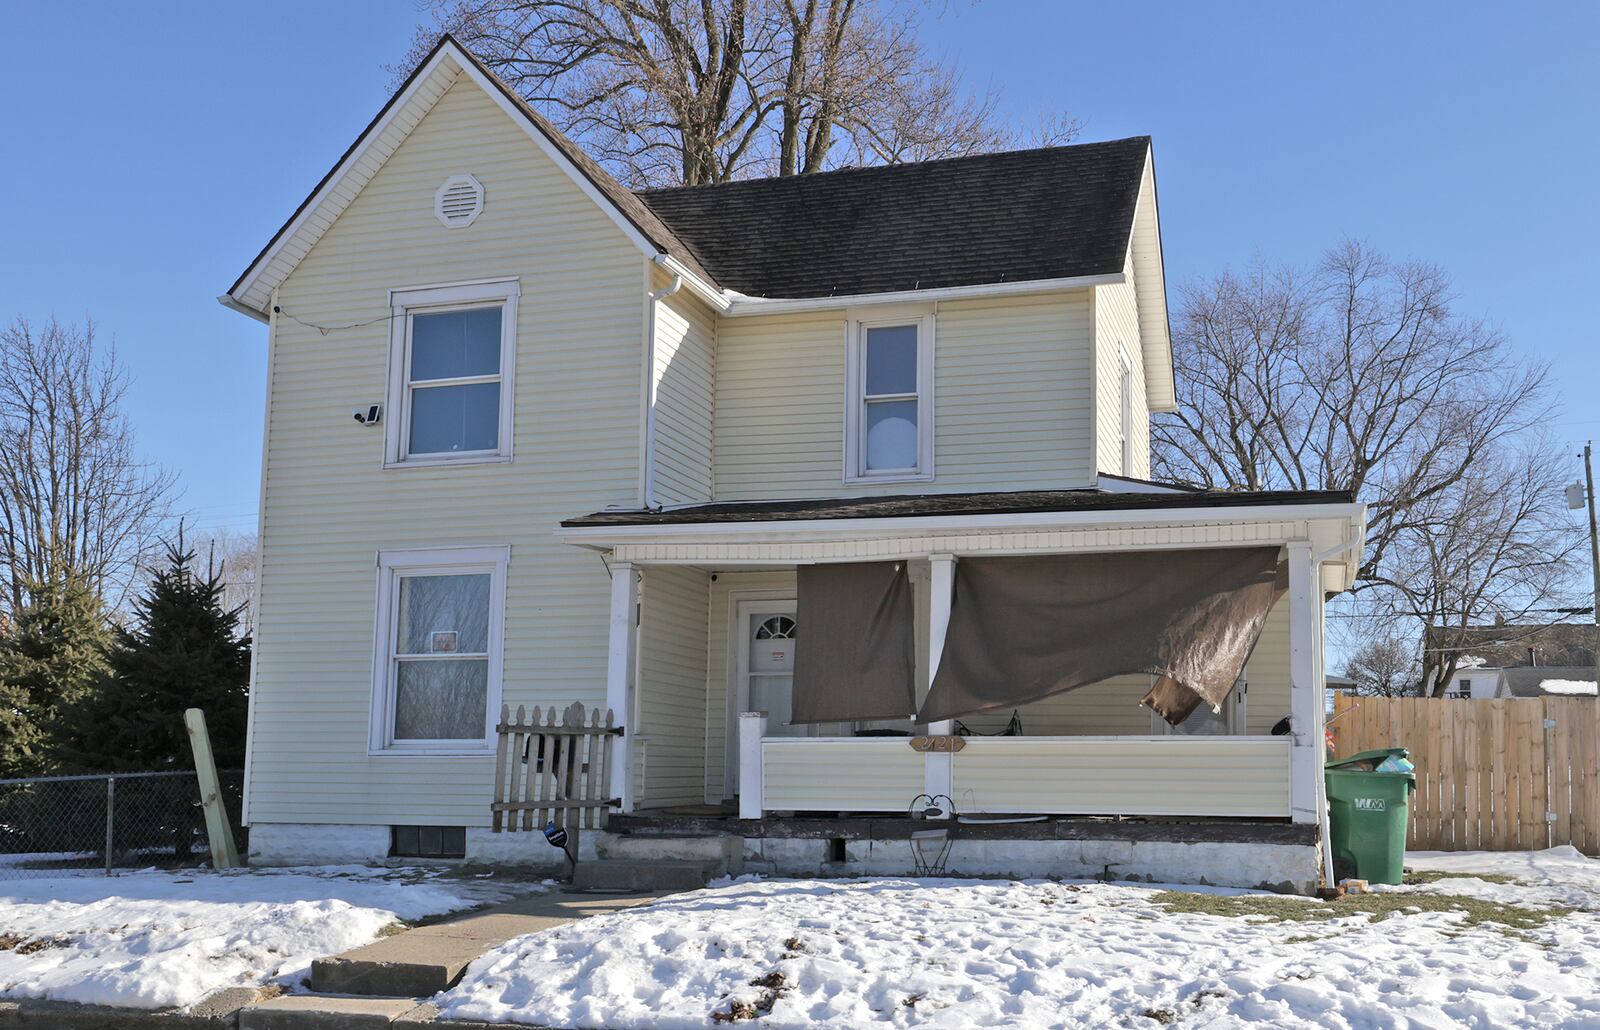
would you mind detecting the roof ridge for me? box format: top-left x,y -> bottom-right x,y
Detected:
635,136 -> 1152,196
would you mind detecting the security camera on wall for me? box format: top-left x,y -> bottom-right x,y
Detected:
353,404 -> 382,426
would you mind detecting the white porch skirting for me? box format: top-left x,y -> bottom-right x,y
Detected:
743,727 -> 1292,820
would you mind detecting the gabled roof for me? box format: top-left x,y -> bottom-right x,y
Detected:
223,38 -> 1168,342
222,35 -> 715,320
1424,623 -> 1598,669
635,138 -> 1150,300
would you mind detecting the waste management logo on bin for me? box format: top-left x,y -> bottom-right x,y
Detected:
1354,797 -> 1387,811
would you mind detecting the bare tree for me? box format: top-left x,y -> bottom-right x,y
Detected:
187,528 -> 258,636
1344,630 -> 1419,697
1379,447 -> 1585,696
1153,239 -> 1557,591
395,0 -> 1077,187
0,318 -> 177,614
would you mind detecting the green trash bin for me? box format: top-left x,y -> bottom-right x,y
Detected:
1325,747 -> 1416,885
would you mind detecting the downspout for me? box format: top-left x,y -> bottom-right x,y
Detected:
643,257 -> 684,510
1311,533 -> 1360,891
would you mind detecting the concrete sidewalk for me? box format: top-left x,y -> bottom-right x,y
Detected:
309,888 -> 668,996
0,887 -> 668,1029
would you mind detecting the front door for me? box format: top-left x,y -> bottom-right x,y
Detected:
745,607 -> 804,737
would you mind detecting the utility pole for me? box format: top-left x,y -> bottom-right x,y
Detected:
1587,443 -> 1600,692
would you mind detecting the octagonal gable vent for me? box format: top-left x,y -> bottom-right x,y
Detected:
435,174 -> 484,228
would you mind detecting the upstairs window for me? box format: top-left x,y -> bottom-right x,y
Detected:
385,279 -> 519,466
845,310 -> 934,482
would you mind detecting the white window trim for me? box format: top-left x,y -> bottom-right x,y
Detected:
368,545 -> 510,757
1118,342 -> 1134,476
384,278 -> 520,468
843,306 -> 935,484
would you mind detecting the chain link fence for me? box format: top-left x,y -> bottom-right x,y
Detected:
0,770 -> 245,878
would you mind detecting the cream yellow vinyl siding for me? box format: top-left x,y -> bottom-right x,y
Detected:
1244,596 -> 1292,734
761,740 -> 925,812
248,75 -> 647,827
954,737 -> 1290,817
1093,275 -> 1151,479
650,267 -> 716,505
712,292 -> 1096,500
636,565 -> 711,807
704,571 -> 797,801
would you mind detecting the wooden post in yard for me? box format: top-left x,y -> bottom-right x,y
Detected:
185,708 -> 241,869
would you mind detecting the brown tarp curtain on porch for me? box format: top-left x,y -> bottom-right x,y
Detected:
917,547 -> 1288,725
790,561 -> 917,724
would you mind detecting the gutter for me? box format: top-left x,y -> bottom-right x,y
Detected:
642,260 -> 684,509
217,294 -> 270,324
656,254 -> 726,311
720,272 -> 1125,317
558,500 -> 1369,549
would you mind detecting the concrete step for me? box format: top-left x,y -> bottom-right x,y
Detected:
595,829 -> 744,874
237,995 -> 427,1030
310,888 -> 663,998
573,858 -> 716,892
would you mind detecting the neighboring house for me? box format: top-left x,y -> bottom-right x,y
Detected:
1426,623 -> 1597,699
1324,674 -> 1358,711
1439,661 -> 1499,700
219,37 -> 1365,892
1496,667 -> 1599,699
1428,623 -> 1597,679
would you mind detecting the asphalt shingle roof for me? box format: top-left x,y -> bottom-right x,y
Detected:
562,488 -> 1354,528
636,138 -> 1151,299
1499,667 -> 1599,698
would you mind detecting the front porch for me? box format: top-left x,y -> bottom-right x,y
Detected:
559,487 -> 1364,890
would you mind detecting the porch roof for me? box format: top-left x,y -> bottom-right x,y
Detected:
561,487 -> 1355,528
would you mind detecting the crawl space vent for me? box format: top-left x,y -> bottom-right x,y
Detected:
435,174 -> 484,228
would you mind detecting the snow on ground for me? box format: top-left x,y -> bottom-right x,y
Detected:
440,855 -> 1600,1029
0,866 -> 520,1010
1402,845 -> 1600,909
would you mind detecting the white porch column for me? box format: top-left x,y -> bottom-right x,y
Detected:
739,712 -> 768,819
1286,540 -> 1323,825
924,553 -> 956,811
606,560 -> 640,813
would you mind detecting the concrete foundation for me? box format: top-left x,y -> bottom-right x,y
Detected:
742,833 -> 1319,893
248,820 -> 1319,894
246,823 -> 598,871
247,823 -> 391,866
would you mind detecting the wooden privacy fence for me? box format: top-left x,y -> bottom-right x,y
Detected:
491,703 -> 619,845
1331,694 -> 1600,854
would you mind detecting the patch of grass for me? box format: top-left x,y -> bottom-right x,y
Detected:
1148,889 -> 1569,940
1404,869 -> 1521,886
375,921 -> 410,939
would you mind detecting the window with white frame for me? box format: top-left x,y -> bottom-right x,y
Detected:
385,279 -> 518,466
845,310 -> 934,482
370,546 -> 508,754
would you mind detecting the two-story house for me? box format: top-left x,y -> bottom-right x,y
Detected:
222,37 -> 1365,892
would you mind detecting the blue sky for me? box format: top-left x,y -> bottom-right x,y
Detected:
2,1 -> 1597,538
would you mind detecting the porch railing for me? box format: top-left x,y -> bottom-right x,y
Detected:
739,712 -> 1291,820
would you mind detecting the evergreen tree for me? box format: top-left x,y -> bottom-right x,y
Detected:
80,536 -> 251,772
0,577 -> 113,777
